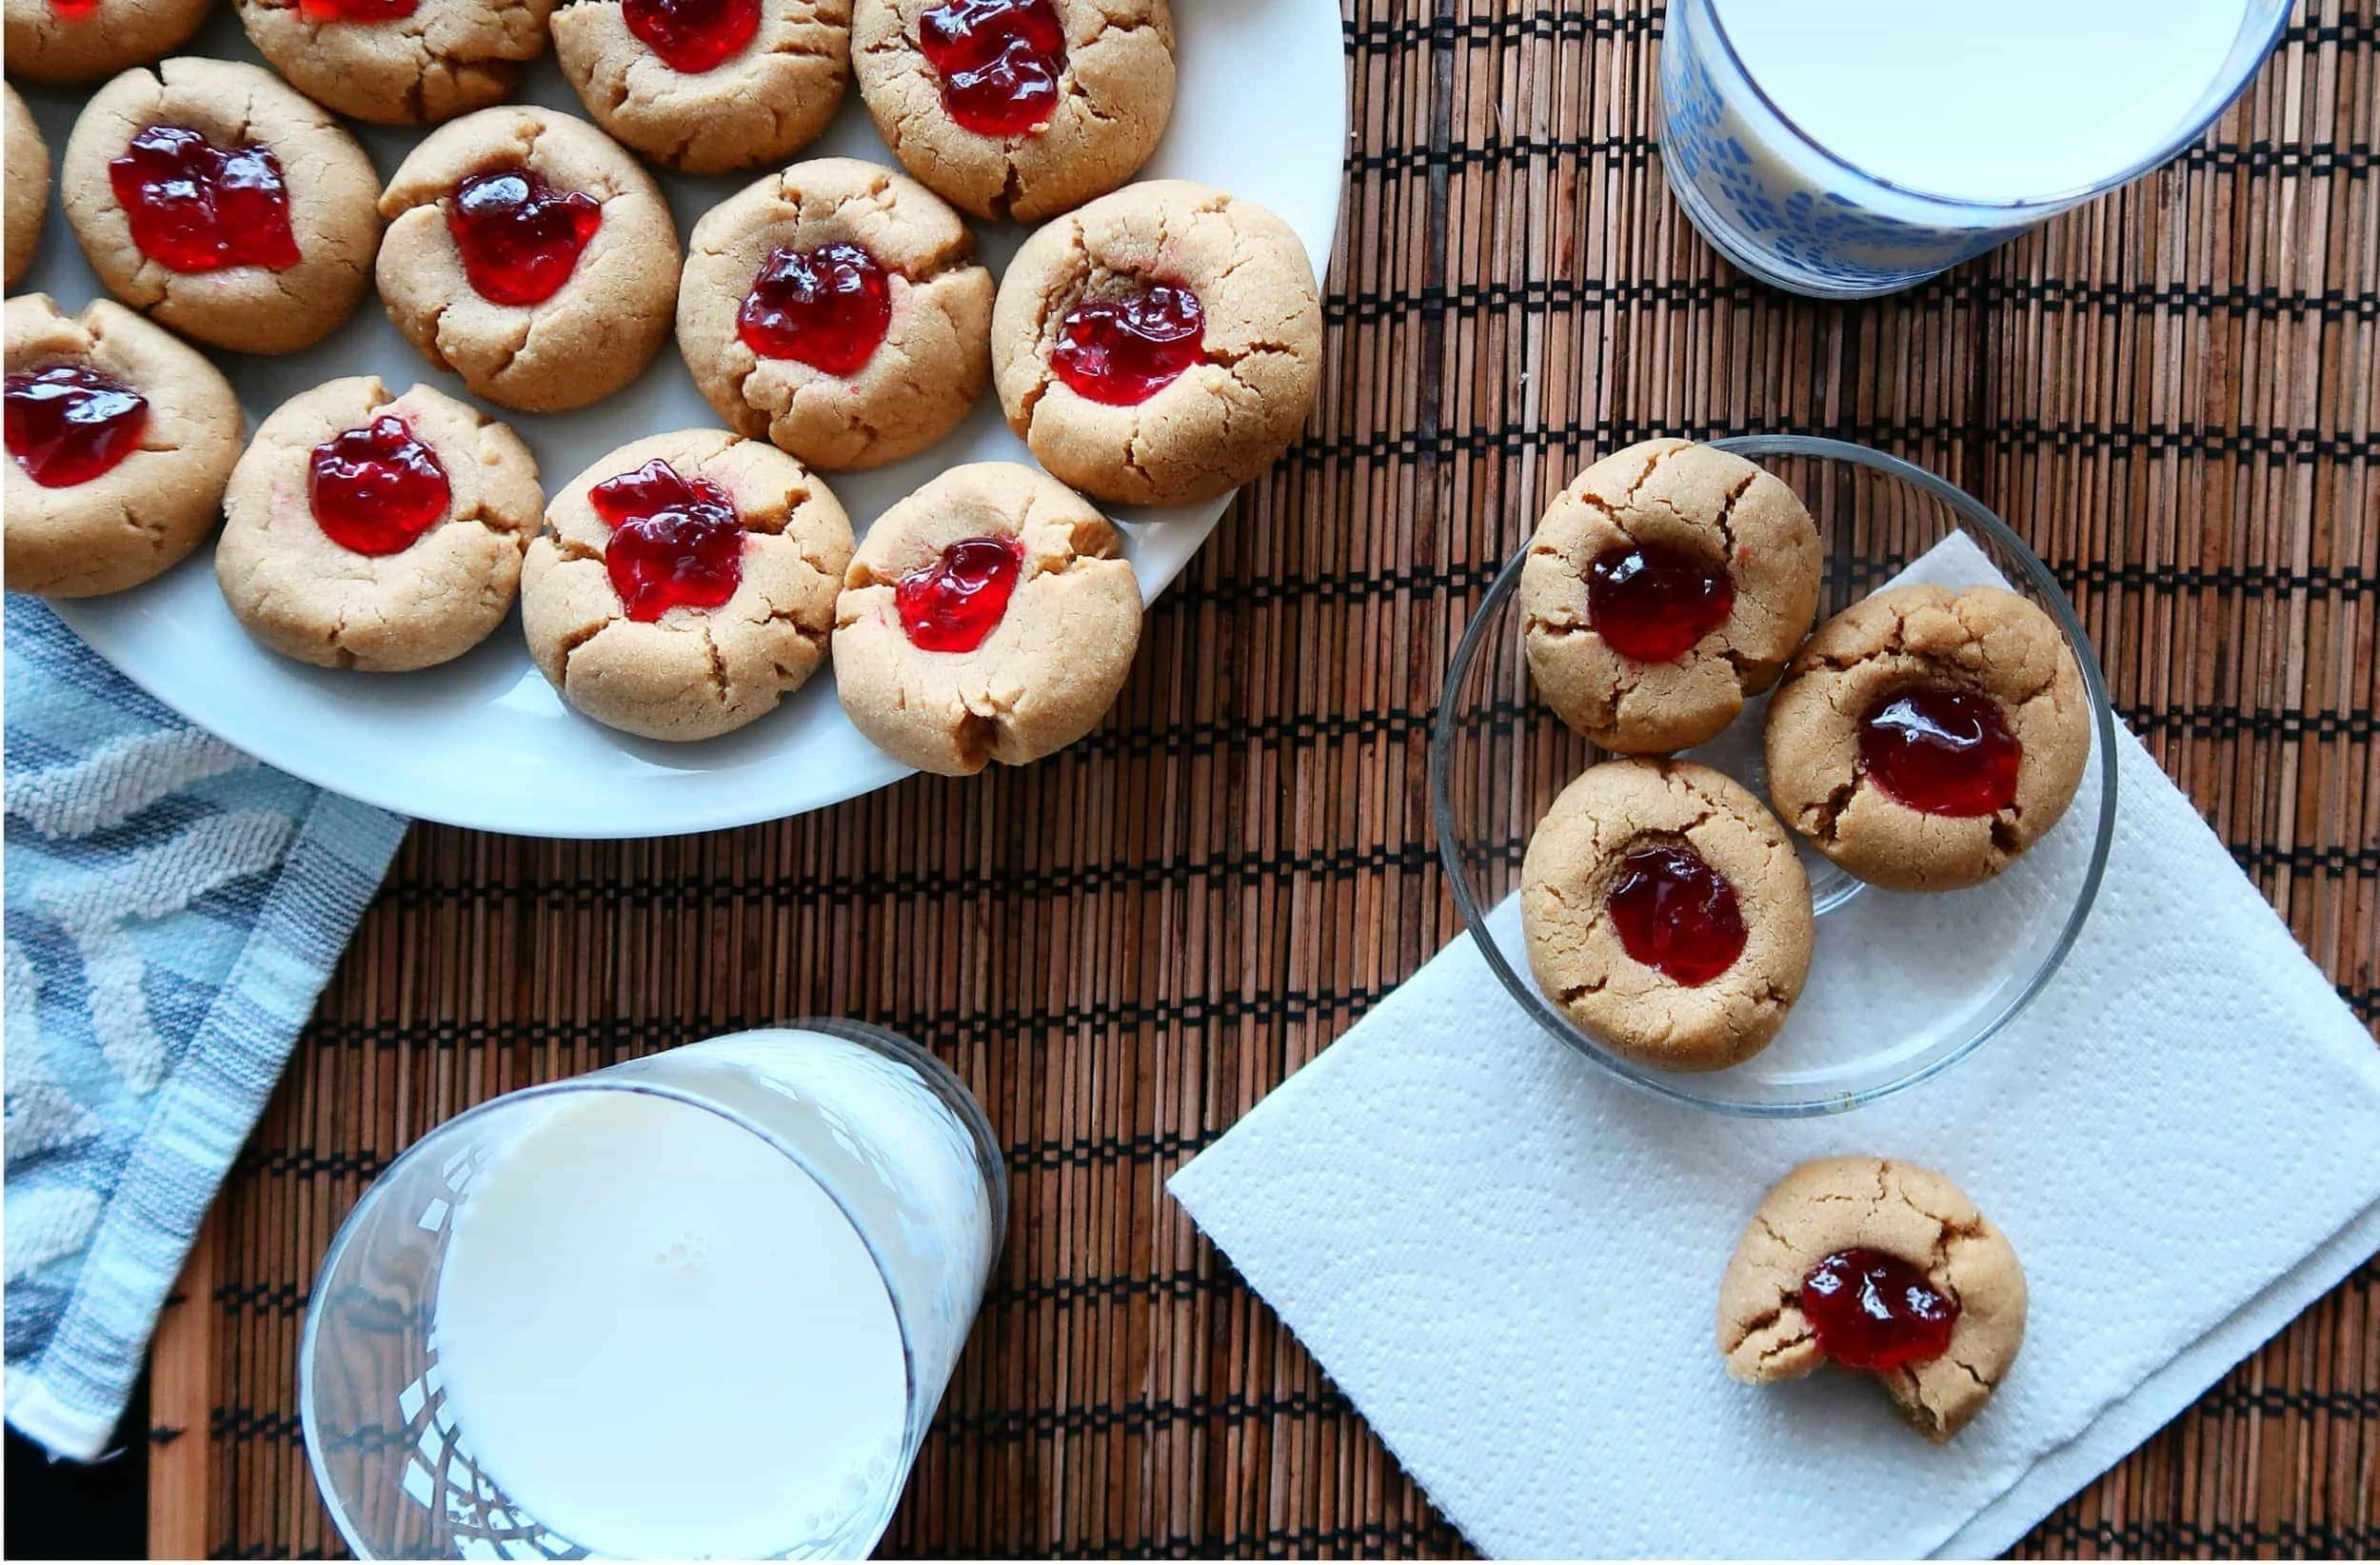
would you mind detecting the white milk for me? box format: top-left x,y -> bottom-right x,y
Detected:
429,1090 -> 910,1559
1712,0 -> 2256,202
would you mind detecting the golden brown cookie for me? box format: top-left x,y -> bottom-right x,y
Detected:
1519,758 -> 1813,1073
378,107 -> 683,414
60,58 -> 383,354
6,87 -> 49,290
3,0 -> 212,84
520,428 -> 852,741
216,377 -> 544,671
991,179 -> 1322,508
1523,439 -> 1822,754
1717,1156 -> 2028,1442
678,157 -> 991,472
1764,584 -> 2091,893
833,462 -> 1140,775
5,292 -> 241,596
554,0 -> 851,174
851,0 -> 1171,222
234,0 -> 559,125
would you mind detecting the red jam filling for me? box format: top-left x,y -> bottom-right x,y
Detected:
1858,687 -> 2021,818
446,168 -> 602,308
109,125 -> 302,273
1801,1247 -> 1958,1372
896,535 -> 1024,653
736,241 -> 892,376
50,0 -> 101,20
624,0 -> 759,71
308,415 -> 450,556
1604,842 -> 1746,987
917,0 -> 1066,137
1051,285 -> 1204,406
590,459 -> 744,622
296,0 -> 417,19
1586,543 -> 1735,663
5,366 -> 149,489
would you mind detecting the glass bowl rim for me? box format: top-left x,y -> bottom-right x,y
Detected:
1427,433 -> 2122,1118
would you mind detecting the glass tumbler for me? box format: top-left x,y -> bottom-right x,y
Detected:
299,1021 -> 1006,1560
1656,0 -> 2291,298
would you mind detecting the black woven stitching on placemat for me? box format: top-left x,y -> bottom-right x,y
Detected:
1279,420 -> 2379,466
2024,1517 -> 2380,1555
1336,9 -> 2375,55
1341,135 -> 2377,180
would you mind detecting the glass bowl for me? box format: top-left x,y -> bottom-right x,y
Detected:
1430,435 -> 2120,1116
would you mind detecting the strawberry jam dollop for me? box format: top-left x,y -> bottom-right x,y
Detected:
591,458 -> 744,621
896,535 -> 1024,653
1604,842 -> 1746,987
50,0 -> 101,20
109,125 -> 302,273
1051,285 -> 1204,406
1586,543 -> 1734,663
1801,1248 -> 1958,1372
1858,687 -> 2021,818
5,366 -> 149,489
309,415 -> 450,556
446,168 -> 602,308
624,0 -> 759,71
737,241 -> 892,376
918,0 -> 1066,137
296,0 -> 416,19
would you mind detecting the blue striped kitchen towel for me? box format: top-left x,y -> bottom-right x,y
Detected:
4,597 -> 407,1459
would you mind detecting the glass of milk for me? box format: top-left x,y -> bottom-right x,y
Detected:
299,1022 -> 1005,1560
1658,0 -> 2291,297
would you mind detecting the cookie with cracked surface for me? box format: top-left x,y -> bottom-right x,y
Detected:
990,179 -> 1321,507
1764,584 -> 2090,892
5,292 -> 241,596
3,0 -> 212,84
852,0 -> 1171,223
833,462 -> 1140,775
679,157 -> 991,472
60,59 -> 382,354
1519,758 -> 1813,1073
235,0 -> 559,126
377,107 -> 682,413
554,0 -> 851,174
521,427 -> 851,741
1522,439 -> 1822,755
7,88 -> 49,289
1717,1156 -> 2027,1442
216,377 -> 543,671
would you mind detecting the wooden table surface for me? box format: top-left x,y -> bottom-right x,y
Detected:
152,0 -> 2378,1555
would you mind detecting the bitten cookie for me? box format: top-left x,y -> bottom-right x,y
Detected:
6,87 -> 49,289
378,107 -> 682,413
991,180 -> 1322,507
852,0 -> 1171,222
1717,1156 -> 2027,1441
521,428 -> 852,741
235,0 -> 560,125
1523,439 -> 1822,754
1519,758 -> 1813,1073
833,462 -> 1140,775
61,59 -> 383,355
3,0 -> 212,84
1764,584 -> 2091,892
216,377 -> 543,671
5,292 -> 241,596
679,158 -> 991,472
555,0 -> 851,174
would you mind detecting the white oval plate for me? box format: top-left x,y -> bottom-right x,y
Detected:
24,0 -> 1345,838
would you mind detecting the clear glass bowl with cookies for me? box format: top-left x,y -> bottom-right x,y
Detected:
1431,434 -> 2120,1116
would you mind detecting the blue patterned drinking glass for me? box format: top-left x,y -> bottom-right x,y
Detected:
1656,0 -> 2291,299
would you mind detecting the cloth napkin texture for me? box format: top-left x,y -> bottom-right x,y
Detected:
1169,537 -> 2380,1558
4,598 -> 407,1459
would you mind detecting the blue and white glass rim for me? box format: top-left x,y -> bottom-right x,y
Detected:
1656,0 -> 2293,300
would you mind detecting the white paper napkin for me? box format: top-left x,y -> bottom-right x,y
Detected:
1169,542 -> 2380,1559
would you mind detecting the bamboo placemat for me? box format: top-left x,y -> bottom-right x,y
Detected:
147,0 -> 2378,1555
